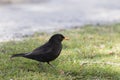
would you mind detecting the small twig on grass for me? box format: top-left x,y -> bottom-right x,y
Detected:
80,61 -> 120,66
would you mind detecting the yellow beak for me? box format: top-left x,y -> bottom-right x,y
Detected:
64,37 -> 69,40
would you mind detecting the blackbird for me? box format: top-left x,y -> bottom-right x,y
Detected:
11,34 -> 68,66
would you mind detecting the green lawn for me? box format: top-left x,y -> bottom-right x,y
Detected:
0,24 -> 120,80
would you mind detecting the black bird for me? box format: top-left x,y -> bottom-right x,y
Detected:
11,34 -> 68,67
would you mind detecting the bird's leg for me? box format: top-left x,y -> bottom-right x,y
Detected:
47,62 -> 56,69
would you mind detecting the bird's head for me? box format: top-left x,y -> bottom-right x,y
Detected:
49,34 -> 69,43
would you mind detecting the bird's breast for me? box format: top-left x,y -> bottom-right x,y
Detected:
46,44 -> 62,61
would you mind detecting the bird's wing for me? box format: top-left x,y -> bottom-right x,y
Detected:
25,42 -> 53,56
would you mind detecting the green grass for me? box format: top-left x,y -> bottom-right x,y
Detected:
0,24 -> 120,80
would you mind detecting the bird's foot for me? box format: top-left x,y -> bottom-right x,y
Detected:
47,62 -> 56,70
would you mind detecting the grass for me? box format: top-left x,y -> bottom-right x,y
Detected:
0,24 -> 120,80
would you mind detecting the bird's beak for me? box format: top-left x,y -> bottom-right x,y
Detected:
64,37 -> 69,40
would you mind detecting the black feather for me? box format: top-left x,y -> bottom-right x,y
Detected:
11,34 -> 65,67
11,53 -> 25,58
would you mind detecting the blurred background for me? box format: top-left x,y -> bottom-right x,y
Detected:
0,0 -> 120,41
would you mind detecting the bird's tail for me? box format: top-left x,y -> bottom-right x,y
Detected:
11,53 -> 26,58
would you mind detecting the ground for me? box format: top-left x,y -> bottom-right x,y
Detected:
0,24 -> 120,80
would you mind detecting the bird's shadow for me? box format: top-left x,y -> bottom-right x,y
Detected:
15,60 -> 62,74
10,57 -> 62,74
